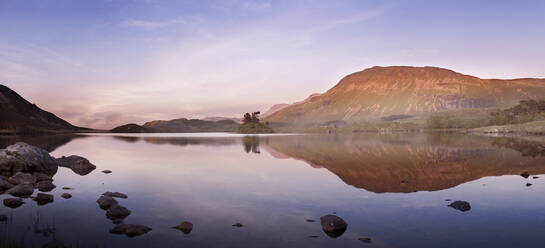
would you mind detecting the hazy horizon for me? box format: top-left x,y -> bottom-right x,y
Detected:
2,0 -> 545,129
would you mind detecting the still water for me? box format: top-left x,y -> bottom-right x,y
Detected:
1,133 -> 545,247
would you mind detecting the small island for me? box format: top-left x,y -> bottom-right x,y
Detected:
237,112 -> 274,134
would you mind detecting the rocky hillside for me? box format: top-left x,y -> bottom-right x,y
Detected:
265,66 -> 545,124
0,84 -> 87,134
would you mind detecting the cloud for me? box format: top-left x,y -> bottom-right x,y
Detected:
121,18 -> 187,29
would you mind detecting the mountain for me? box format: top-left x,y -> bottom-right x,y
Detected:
264,66 -> 545,124
202,117 -> 242,123
111,118 -> 239,133
261,93 -> 321,118
0,84 -> 88,134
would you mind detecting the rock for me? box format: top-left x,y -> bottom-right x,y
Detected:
308,235 -> 319,238
232,223 -> 243,227
35,180 -> 56,192
445,199 -> 452,201
110,224 -> 152,237
62,187 -> 73,190
106,204 -> 131,220
8,172 -> 36,185
0,178 -> 14,190
112,219 -> 124,224
102,170 -> 112,174
448,201 -> 471,212
526,183 -> 532,187
320,215 -> 348,238
0,215 -> 7,222
3,198 -> 24,208
0,143 -> 58,175
33,172 -> 53,182
56,155 -> 96,176
96,195 -> 118,210
61,193 -> 72,199
401,180 -> 409,183
520,172 -> 530,178
6,183 -> 34,197
173,221 -> 193,234
533,176 -> 539,179
33,193 -> 54,205
358,237 -> 372,243
305,219 -> 316,222
103,191 -> 128,199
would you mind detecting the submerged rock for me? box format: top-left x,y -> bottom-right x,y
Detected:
102,170 -> 112,174
62,187 -> 73,190
110,224 -> 152,237
308,235 -> 320,238
448,201 -> 471,212
173,221 -> 193,234
96,195 -> 118,210
359,237 -> 372,243
106,204 -> 131,220
520,172 -> 530,178
103,191 -> 128,199
8,172 -> 36,185
56,155 -> 96,176
0,143 -> 58,175
533,176 -> 539,179
61,193 -> 72,199
6,183 -> 34,198
305,219 -> 316,222
232,223 -> 244,227
320,215 -> 348,238
35,180 -> 56,192
526,183 -> 533,187
3,198 -> 24,208
33,193 -> 54,205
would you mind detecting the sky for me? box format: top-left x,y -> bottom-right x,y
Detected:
1,0 -> 544,129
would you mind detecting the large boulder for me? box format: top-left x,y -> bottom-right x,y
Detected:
0,143 -> 58,175
0,178 -> 14,190
320,215 -> 348,238
5,183 -> 34,198
56,155 -> 96,176
8,172 -> 36,185
109,224 -> 152,237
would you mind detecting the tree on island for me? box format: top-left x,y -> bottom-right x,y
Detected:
238,111 -> 274,133
243,112 -> 261,123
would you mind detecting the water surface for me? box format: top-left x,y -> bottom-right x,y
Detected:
1,132 -> 544,247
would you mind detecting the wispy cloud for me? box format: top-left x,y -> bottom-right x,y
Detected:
121,18 -> 187,29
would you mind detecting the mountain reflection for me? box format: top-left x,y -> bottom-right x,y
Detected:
262,133 -> 545,193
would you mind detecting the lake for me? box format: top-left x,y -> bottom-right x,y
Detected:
1,132 -> 545,247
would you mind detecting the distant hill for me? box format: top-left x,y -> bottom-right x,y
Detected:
202,117 -> 242,123
264,66 -> 545,124
0,84 -> 89,134
261,93 -> 321,118
111,118 -> 239,133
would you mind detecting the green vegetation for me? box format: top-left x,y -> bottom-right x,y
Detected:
489,99 -> 545,125
426,109 -> 493,129
238,112 -> 274,134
